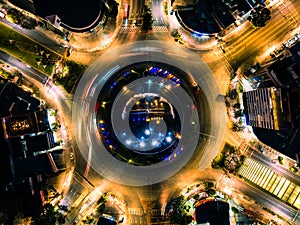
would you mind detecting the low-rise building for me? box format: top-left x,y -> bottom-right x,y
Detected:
0,80 -> 65,214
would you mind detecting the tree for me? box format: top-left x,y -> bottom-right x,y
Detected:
167,196 -> 193,225
96,193 -> 108,214
32,203 -> 66,225
231,122 -> 244,132
0,211 -> 8,224
32,203 -> 57,225
207,189 -> 216,196
57,214 -> 66,224
233,102 -> 240,109
231,206 -> 239,214
56,60 -> 86,93
226,89 -> 238,99
7,8 -> 21,24
20,17 -> 38,30
174,32 -> 183,43
249,6 -> 271,27
106,0 -> 119,18
13,213 -> 32,225
141,6 -> 153,31
203,181 -> 214,190
234,109 -> 243,118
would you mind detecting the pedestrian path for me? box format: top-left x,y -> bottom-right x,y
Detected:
238,158 -> 300,209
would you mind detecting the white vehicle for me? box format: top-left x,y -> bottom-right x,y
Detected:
0,11 -> 6,19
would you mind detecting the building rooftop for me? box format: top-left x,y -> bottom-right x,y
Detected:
97,217 -> 117,225
8,132 -> 56,159
13,154 -> 53,179
0,81 -> 41,117
1,110 -> 50,138
195,200 -> 230,225
243,87 -> 289,130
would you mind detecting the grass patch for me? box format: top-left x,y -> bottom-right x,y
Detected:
212,143 -> 245,173
212,143 -> 234,169
0,23 -> 60,76
163,2 -> 168,15
55,61 -> 86,93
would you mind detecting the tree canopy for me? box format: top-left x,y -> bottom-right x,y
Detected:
167,196 -> 193,225
106,0 -> 119,18
248,6 -> 271,27
32,203 -> 57,225
141,6 -> 153,31
32,203 -> 65,225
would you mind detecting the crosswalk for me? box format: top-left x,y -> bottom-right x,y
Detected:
120,26 -> 140,33
152,26 -> 169,32
278,2 -> 298,26
120,26 -> 169,33
238,158 -> 300,209
151,209 -> 163,216
127,208 -> 164,216
128,208 -> 144,215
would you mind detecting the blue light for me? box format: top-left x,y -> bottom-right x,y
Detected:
123,71 -> 130,77
163,72 -> 170,77
192,31 -> 209,38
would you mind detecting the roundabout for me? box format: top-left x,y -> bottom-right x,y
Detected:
72,41 -> 226,186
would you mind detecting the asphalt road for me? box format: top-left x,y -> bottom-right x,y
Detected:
68,39 -> 226,225
0,49 -> 48,84
1,19 -> 66,56
129,0 -> 145,21
1,1 -> 300,224
250,150 -> 300,186
71,40 -> 225,186
221,0 -> 300,68
151,0 -> 165,26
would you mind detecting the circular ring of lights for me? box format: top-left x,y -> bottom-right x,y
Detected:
72,41 -> 226,186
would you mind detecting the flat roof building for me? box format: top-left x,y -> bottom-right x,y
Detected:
243,87 -> 290,130
243,41 -> 300,160
1,110 -> 50,138
195,200 -> 230,225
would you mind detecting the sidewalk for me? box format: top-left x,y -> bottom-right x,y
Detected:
68,14 -> 123,52
166,12 -> 218,51
2,0 -> 122,53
